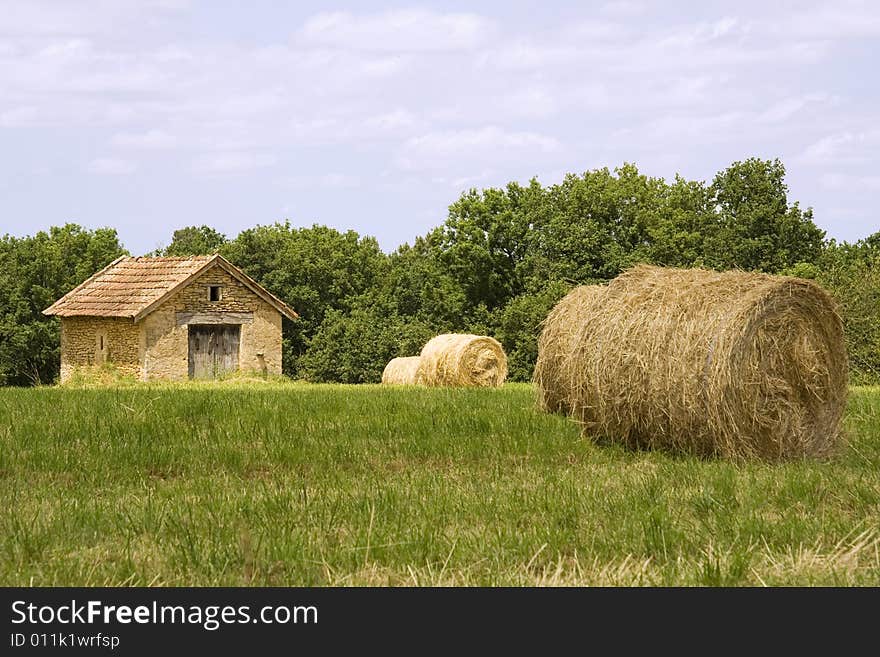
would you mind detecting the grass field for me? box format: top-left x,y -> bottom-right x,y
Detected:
1,382 -> 879,586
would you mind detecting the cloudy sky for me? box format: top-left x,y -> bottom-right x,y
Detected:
1,1 -> 878,254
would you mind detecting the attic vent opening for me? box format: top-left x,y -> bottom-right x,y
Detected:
208,285 -> 222,302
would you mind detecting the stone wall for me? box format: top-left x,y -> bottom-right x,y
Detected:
140,265 -> 283,381
240,303 -> 282,377
57,265 -> 286,382
59,316 -> 141,382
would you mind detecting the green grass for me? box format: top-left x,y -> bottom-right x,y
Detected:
1,382 -> 878,586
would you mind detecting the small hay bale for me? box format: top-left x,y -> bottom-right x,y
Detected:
381,356 -> 422,385
417,334 -> 508,387
533,285 -> 606,414
556,265 -> 847,460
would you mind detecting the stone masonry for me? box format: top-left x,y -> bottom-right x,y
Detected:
59,316 -> 141,381
58,266 -> 284,382
139,267 -> 282,381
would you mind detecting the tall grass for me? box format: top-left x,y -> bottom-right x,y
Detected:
1,383 -> 878,585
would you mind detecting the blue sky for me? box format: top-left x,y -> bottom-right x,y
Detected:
1,0 -> 878,254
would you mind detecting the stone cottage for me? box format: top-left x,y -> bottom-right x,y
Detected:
43,255 -> 298,382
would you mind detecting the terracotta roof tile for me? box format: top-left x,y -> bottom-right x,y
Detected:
43,255 -> 298,321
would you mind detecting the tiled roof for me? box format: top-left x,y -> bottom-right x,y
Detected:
43,255 -> 298,321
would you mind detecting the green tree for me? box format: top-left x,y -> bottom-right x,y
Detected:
706,158 -> 825,271
816,236 -> 880,384
161,225 -> 227,256
0,157 -> 838,387
645,175 -> 716,268
435,180 -> 542,310
522,164 -> 666,284
491,282 -> 570,381
382,237 -> 472,330
221,222 -> 388,376
300,304 -> 434,383
0,224 -> 127,385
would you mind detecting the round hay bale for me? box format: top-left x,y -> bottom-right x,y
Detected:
417,334 -> 508,387
381,356 -> 422,385
568,265 -> 848,460
534,285 -> 606,414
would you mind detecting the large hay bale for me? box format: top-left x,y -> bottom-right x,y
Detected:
417,334 -> 508,387
381,356 -> 422,385
559,265 -> 848,460
534,285 -> 606,414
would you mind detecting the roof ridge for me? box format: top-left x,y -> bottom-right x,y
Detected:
43,252 -> 297,321
129,255 -> 215,261
209,255 -> 298,321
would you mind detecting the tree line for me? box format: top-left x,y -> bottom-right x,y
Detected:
2,157 -> 878,386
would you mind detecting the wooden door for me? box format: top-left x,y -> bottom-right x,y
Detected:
188,325 -> 213,379
216,324 -> 240,376
188,324 -> 240,379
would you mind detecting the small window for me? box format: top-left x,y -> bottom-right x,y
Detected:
95,331 -> 108,364
208,285 -> 222,302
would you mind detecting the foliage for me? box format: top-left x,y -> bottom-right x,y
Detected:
160,225 -> 227,256
527,164 -> 664,283
3,157 -> 871,385
220,222 -> 388,377
299,306 -> 434,383
705,158 -> 826,271
434,180 -> 542,309
383,237 -> 473,329
0,224 -> 126,385
491,282 -> 571,381
815,236 -> 880,384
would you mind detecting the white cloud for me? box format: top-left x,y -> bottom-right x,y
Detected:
502,87 -> 559,119
286,173 -> 360,189
642,111 -> 747,141
193,152 -> 276,175
659,17 -> 746,48
282,110 -> 421,145
0,0 -> 188,45
363,109 -> 419,132
600,1 -> 646,18
799,130 -> 880,165
148,0 -> 192,10
476,41 -> 583,71
286,117 -> 343,143
820,172 -> 880,191
782,2 -> 880,40
298,9 -> 495,52
565,20 -> 632,41
0,4 -> 117,37
757,94 -> 830,123
358,55 -> 409,77
87,157 -> 136,175
1,1 -> 878,250
451,170 -> 496,189
396,126 -> 560,171
37,37 -> 93,59
112,129 -> 176,149
0,106 -> 38,127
